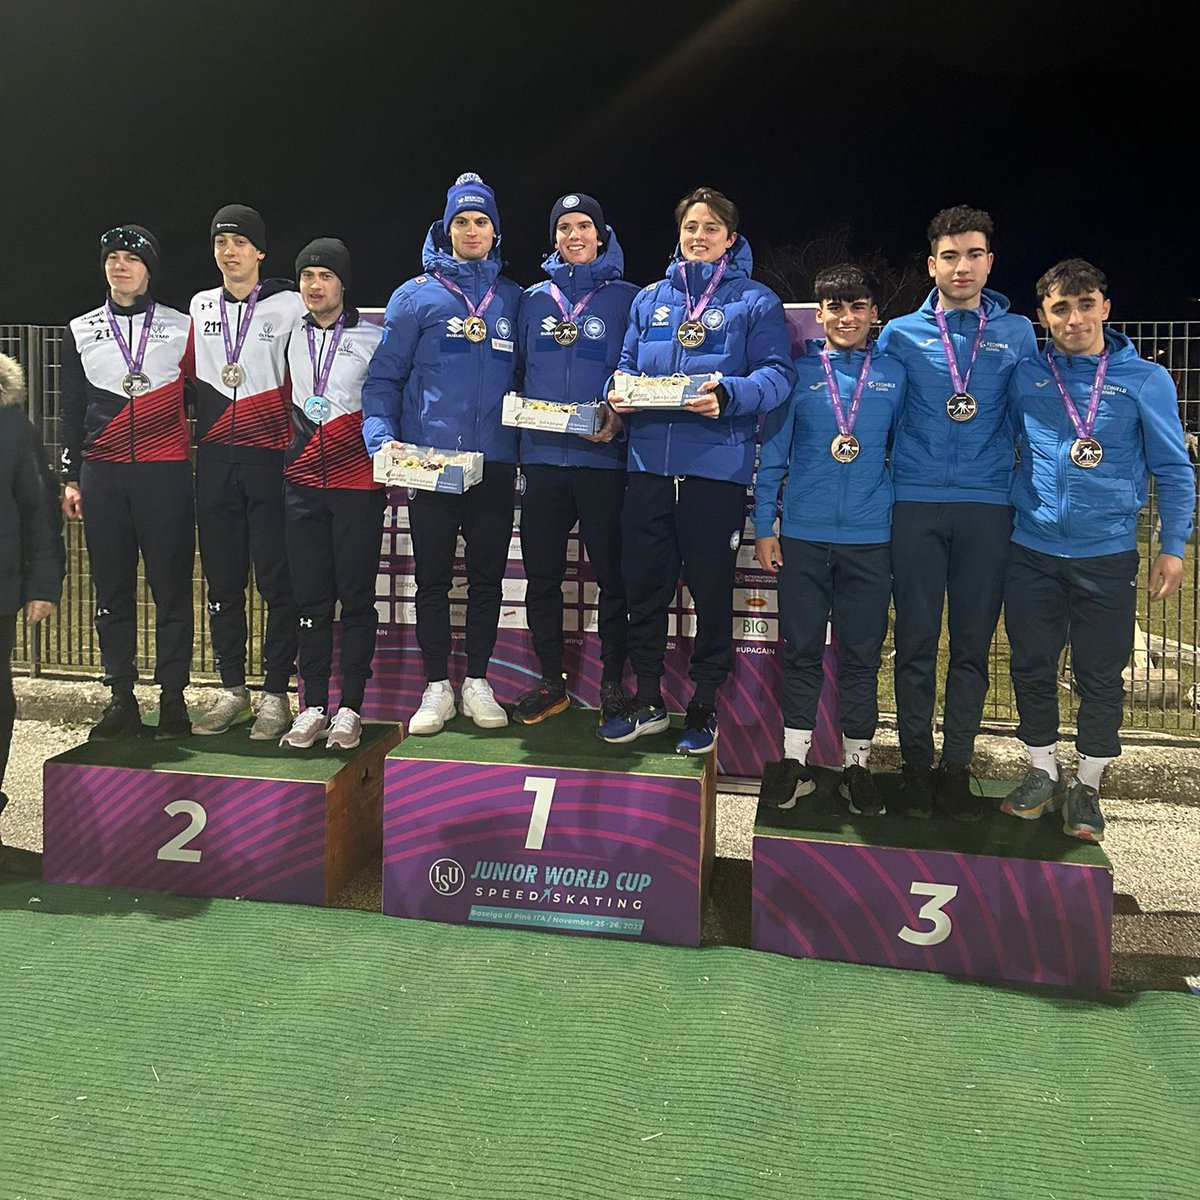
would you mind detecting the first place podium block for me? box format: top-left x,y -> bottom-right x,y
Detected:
43,722 -> 402,905
383,708 -> 715,945
753,772 -> 1113,988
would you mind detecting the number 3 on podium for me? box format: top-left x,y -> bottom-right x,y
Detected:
898,881 -> 959,947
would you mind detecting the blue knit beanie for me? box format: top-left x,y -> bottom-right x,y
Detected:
443,172 -> 500,237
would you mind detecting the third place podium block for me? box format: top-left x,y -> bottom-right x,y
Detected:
752,773 -> 1113,988
383,708 -> 715,945
43,721 -> 401,905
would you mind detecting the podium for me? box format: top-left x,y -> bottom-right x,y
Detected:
752,771 -> 1113,988
43,722 -> 402,905
383,708 -> 715,945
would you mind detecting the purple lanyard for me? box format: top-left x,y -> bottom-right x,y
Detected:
219,283 -> 262,365
105,301 -> 155,377
306,316 -> 346,397
1045,348 -> 1109,440
432,272 -> 498,320
677,256 -> 729,322
548,281 -> 605,323
934,301 -> 987,394
819,345 -> 873,437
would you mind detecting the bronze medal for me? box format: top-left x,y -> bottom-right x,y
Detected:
122,371 -> 151,398
830,433 -> 860,463
1070,437 -> 1103,468
221,361 -> 245,389
677,320 -> 706,349
946,392 -> 977,422
553,320 -> 579,347
463,315 -> 488,343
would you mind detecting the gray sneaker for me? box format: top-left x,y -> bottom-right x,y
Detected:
279,707 -> 329,749
1001,766 -> 1066,820
1062,780 -> 1105,843
250,692 -> 293,741
191,687 -> 253,735
325,707 -> 362,751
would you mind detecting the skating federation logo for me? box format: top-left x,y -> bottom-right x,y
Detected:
429,858 -> 465,896
561,194 -> 580,208
583,316 -> 605,339
494,316 -> 512,340
702,308 -> 725,330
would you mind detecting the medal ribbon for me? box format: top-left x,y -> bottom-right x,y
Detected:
933,301 -> 987,396
432,272 -> 499,322
677,256 -> 729,324
306,315 -> 346,398
548,281 -> 605,324
219,283 -> 262,367
819,345 -> 873,437
105,301 -> 156,380
1045,347 -> 1109,441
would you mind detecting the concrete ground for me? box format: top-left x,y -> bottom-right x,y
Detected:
4,678 -> 1198,994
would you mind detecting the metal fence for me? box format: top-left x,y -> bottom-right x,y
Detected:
4,322 -> 1199,733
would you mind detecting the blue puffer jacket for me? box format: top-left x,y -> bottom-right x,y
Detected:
1009,329 -> 1195,559
617,235 -> 795,485
516,228 -> 639,470
361,222 -> 523,461
876,288 -> 1038,504
753,339 -> 905,544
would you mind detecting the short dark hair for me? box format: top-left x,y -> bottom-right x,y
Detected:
1035,258 -> 1108,304
675,187 -> 739,234
813,263 -> 879,307
927,205 -> 994,252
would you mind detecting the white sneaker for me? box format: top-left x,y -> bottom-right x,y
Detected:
279,707 -> 329,749
461,676 -> 508,729
191,686 -> 252,735
251,691 -> 293,740
325,707 -> 362,750
409,681 -> 457,736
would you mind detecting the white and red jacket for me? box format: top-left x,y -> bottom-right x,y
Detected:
60,294 -> 191,481
284,308 -> 382,490
187,279 -> 305,465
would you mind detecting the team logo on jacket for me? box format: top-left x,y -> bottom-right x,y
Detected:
446,316 -> 465,337
540,315 -> 559,337
866,379 -> 896,391
701,308 -> 725,331
258,322 -> 275,341
651,305 -> 671,326
583,316 -> 605,339
494,316 -> 512,340
561,195 -> 580,208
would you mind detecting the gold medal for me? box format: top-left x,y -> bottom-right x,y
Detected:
463,315 -> 488,343
553,320 -> 578,347
830,434 -> 860,463
946,392 -> 977,422
221,361 -> 245,389
677,320 -> 706,349
1070,437 -> 1103,468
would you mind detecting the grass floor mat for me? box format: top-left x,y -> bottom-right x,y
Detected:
1,879 -> 1197,1200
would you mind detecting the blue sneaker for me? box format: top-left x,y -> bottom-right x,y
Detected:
675,701 -> 718,756
598,698 -> 670,744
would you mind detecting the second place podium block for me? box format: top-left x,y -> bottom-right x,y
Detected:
383,708 -> 715,945
43,721 -> 402,905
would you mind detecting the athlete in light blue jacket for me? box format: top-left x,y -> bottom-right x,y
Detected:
875,205 -> 1038,821
1001,258 -> 1194,842
601,186 -> 794,756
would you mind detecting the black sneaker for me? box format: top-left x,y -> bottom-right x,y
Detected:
936,760 -> 985,822
156,692 -> 191,739
760,758 -> 815,810
1062,780 -> 1105,842
676,700 -> 718,755
599,680 -> 628,724
89,692 -> 142,741
513,677 -> 570,725
840,764 -> 885,816
899,762 -> 935,818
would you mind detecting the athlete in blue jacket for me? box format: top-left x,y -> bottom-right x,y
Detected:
601,187 -> 794,755
754,265 -> 905,816
513,194 -> 639,726
1001,259 -> 1194,842
362,173 -> 522,735
876,206 -> 1038,820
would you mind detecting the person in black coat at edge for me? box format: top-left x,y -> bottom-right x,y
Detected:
0,353 -> 64,856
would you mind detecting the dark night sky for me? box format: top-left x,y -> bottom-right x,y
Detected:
2,0 -> 1194,325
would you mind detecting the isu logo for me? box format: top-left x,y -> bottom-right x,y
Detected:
429,858 -> 465,896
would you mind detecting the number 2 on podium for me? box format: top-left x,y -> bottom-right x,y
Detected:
157,800 -> 207,863
898,881 -> 959,946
